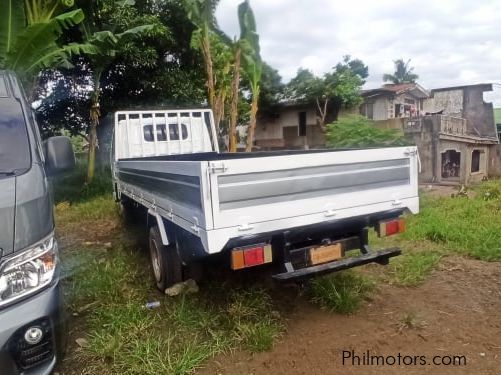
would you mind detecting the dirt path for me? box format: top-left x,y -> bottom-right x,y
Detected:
199,257 -> 501,375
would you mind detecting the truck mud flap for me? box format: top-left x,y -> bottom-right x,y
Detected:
272,248 -> 401,282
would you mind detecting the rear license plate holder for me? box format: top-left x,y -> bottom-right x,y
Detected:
309,243 -> 343,265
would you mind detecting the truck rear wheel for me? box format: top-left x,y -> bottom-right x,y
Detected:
149,226 -> 183,291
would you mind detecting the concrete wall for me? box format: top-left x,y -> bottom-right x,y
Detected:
424,89 -> 463,116
425,86 -> 498,139
255,106 -> 317,141
463,86 -> 497,139
489,144 -> 501,177
256,106 -> 325,149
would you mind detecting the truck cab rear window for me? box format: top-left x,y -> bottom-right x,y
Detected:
143,123 -> 188,142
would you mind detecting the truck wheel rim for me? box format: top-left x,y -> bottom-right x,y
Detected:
150,238 -> 162,282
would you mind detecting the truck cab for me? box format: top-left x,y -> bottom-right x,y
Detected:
0,71 -> 74,375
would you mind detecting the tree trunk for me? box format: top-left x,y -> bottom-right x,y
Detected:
245,96 -> 258,152
315,97 -> 329,132
86,70 -> 102,184
201,31 -> 218,131
229,48 -> 241,153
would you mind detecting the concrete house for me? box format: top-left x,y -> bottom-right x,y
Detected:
254,101 -> 356,150
361,83 -> 499,185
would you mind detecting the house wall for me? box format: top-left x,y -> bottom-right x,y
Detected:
424,86 -> 497,139
255,107 -> 316,141
423,89 -> 463,116
362,93 -> 424,121
463,86 -> 497,139
371,97 -> 389,120
255,106 -> 325,149
488,144 -> 501,177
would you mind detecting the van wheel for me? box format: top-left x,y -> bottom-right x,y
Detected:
149,226 -> 183,291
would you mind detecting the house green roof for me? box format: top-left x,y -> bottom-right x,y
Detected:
495,108 -> 501,124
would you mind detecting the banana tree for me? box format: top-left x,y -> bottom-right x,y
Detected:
227,0 -> 254,152
239,0 -> 261,152
0,0 -> 86,94
185,0 -> 224,131
71,0 -> 154,183
84,29 -> 154,183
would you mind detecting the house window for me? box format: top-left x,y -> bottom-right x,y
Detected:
298,111 -> 307,136
471,150 -> 482,173
360,103 -> 374,119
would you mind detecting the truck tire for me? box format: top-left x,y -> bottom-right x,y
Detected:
149,226 -> 183,291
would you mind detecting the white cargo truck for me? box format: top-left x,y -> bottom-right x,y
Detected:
111,109 -> 419,290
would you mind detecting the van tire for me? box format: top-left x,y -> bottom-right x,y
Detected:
149,226 -> 183,291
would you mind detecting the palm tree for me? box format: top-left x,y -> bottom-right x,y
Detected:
0,0 -> 86,94
383,58 -> 419,84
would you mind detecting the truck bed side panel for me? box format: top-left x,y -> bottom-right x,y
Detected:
116,160 -> 212,229
209,147 -> 419,230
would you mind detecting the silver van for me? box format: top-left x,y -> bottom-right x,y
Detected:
0,71 -> 74,375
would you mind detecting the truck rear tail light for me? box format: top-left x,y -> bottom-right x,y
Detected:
231,244 -> 272,270
379,218 -> 406,237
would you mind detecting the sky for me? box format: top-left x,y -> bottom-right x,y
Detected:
216,0 -> 501,107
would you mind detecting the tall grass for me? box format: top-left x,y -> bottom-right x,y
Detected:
401,192 -> 501,261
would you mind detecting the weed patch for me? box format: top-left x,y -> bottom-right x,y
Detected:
309,270 -> 375,314
389,251 -> 442,286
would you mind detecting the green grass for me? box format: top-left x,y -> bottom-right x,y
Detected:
63,235 -> 282,375
309,270 -> 375,314
53,155 -> 112,204
400,192 -> 501,261
389,250 -> 443,286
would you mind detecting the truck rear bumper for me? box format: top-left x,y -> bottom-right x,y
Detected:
272,248 -> 401,281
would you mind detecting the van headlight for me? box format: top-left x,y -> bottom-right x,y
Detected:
0,234 -> 58,307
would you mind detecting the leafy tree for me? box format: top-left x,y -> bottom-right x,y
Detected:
326,115 -> 409,148
334,55 -> 368,83
285,56 -> 367,131
383,58 -> 419,84
35,0 -> 206,140
0,0 -> 86,94
257,62 -> 284,113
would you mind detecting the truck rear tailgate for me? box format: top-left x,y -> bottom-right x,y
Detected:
209,147 -> 419,230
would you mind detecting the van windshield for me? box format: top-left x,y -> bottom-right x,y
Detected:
0,98 -> 31,174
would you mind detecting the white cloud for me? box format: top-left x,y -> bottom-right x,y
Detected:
216,0 -> 501,106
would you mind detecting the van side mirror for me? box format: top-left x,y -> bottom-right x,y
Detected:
43,136 -> 75,176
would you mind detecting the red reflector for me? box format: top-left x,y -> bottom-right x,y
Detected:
243,247 -> 264,267
386,220 -> 400,236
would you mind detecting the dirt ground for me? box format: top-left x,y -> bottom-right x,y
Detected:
199,256 -> 501,375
